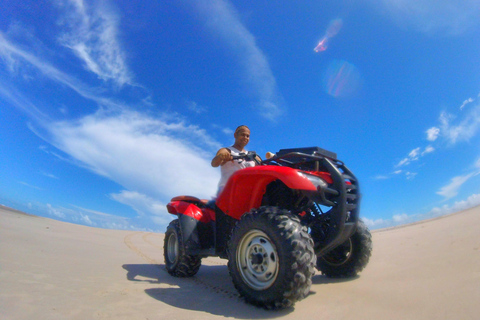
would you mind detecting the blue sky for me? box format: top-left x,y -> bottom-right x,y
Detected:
1,0 -> 480,231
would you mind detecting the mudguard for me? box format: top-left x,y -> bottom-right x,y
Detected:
166,198 -> 215,255
216,165 -> 317,220
166,200 -> 215,223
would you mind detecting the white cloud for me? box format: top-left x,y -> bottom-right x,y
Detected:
110,190 -> 171,227
222,127 -> 234,136
396,145 -> 435,169
396,157 -> 410,167
46,203 -> 66,218
1,28 -> 221,230
0,32 -> 115,109
364,212 -> 416,229
56,0 -> 132,86
428,193 -> 480,217
438,107 -> 480,144
460,98 -> 474,110
374,0 -> 480,35
42,109 -> 221,205
422,145 -> 434,156
18,181 -> 44,190
40,171 -> 59,179
186,100 -> 207,114
436,173 -> 475,200
41,202 -> 158,230
0,78 -> 48,122
392,213 -> 410,223
408,147 -> 421,160
366,193 -> 480,230
191,0 -> 284,120
426,127 -> 440,141
405,171 -> 417,180
396,147 -> 421,167
362,217 -> 387,229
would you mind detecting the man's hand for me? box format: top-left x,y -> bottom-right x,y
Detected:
211,148 -> 233,167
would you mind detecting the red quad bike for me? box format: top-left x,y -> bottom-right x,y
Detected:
164,147 -> 372,309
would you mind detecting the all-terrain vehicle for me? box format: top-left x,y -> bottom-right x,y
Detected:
164,147 -> 372,309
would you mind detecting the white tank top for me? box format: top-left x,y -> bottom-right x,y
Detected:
217,146 -> 255,193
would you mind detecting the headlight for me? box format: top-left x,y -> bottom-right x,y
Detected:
298,172 -> 328,189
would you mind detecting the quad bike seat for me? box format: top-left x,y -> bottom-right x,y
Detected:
171,195 -> 209,206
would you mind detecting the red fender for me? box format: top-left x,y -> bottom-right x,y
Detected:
216,165 -> 318,220
166,201 -> 215,223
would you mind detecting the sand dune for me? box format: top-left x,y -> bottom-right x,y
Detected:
1,205 -> 479,319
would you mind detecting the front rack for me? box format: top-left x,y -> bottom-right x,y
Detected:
263,151 -> 361,256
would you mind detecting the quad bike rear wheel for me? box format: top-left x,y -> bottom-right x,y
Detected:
164,219 -> 201,277
227,206 -> 316,309
316,219 -> 372,278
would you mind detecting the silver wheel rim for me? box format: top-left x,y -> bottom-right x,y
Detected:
236,229 -> 279,290
322,238 -> 353,266
167,232 -> 178,264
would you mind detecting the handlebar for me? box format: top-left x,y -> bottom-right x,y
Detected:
231,151 -> 262,165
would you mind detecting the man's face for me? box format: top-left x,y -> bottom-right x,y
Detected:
234,127 -> 250,149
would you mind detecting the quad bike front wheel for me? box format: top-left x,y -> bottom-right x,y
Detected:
227,206 -> 316,309
316,219 -> 372,278
164,219 -> 201,277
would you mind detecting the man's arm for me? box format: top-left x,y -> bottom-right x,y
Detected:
211,148 -> 233,167
254,154 -> 262,165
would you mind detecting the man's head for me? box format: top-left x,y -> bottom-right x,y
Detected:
233,125 -> 250,150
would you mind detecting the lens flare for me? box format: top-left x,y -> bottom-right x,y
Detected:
314,18 -> 343,52
323,60 -> 362,98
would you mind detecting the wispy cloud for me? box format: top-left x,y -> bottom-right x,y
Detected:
40,171 -> 59,179
426,127 -> 440,141
437,173 -> 476,200
110,190 -> 171,226
374,0 -> 480,35
18,181 -> 44,191
1,21 -> 221,230
0,77 -> 48,122
396,146 -> 434,168
365,192 -> 480,230
460,98 -> 474,110
429,193 -> 480,217
45,203 -> 142,230
364,211 -> 417,229
185,100 -> 207,114
436,156 -> 480,200
436,106 -> 480,144
41,109 -> 221,209
56,0 -> 132,87
422,145 -> 434,156
387,94 -> 480,182
0,32 -> 113,110
191,0 -> 284,121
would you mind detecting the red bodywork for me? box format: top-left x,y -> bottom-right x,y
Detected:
216,166 -> 319,219
167,165 -> 324,222
166,196 -> 215,223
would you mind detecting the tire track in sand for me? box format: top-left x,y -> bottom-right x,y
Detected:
124,232 -> 162,265
123,231 -> 241,301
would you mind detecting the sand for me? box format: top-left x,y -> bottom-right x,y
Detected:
1,205 -> 479,319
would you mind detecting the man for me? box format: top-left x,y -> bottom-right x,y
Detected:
211,125 -> 259,194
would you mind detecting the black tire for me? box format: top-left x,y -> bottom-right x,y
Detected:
316,219 -> 372,278
227,206 -> 316,309
164,219 -> 201,277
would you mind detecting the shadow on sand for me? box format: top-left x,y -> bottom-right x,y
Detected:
122,264 -> 350,318
312,274 -> 359,285
122,263 -> 294,318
